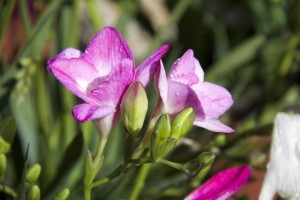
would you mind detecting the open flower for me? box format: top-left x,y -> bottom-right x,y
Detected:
259,113 -> 300,200
155,50 -> 234,133
47,26 -> 169,136
185,166 -> 251,200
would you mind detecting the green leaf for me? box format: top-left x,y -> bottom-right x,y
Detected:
45,132 -> 84,193
206,35 -> 266,82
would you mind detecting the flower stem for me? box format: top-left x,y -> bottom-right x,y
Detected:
0,184 -> 17,199
129,164 -> 151,200
84,136 -> 108,200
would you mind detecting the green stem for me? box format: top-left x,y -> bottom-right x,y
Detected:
84,136 -> 108,200
129,164 -> 151,200
0,184 -> 17,199
157,159 -> 183,171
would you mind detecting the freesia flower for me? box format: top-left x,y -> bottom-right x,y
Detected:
185,166 -> 251,200
259,113 -> 300,200
155,50 -> 234,133
47,26 -> 169,136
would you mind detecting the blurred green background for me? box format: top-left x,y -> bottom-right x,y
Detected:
1,0 -> 300,199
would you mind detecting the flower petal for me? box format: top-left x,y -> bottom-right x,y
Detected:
166,81 -> 204,117
135,44 -> 170,86
47,48 -> 98,104
194,119 -> 234,133
168,49 -> 204,86
72,103 -> 116,122
192,82 -> 233,119
83,26 -> 134,77
89,59 -> 135,107
155,62 -> 169,110
185,166 -> 251,200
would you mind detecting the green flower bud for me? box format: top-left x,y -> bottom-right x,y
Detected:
154,114 -> 171,144
183,152 -> 215,178
0,136 -> 10,154
0,154 -> 7,177
27,185 -> 41,200
54,188 -> 70,200
121,81 -> 148,139
171,107 -> 196,139
150,114 -> 176,162
26,164 -> 41,183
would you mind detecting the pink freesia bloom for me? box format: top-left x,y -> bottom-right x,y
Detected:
185,166 -> 251,200
47,26 -> 169,135
155,50 -> 234,133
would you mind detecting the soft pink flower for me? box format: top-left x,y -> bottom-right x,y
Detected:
185,166 -> 251,200
155,50 -> 234,133
47,27 -> 169,135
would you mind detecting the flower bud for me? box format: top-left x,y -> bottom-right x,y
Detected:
150,114 -> 176,162
26,164 -> 41,183
27,185 -> 41,200
0,154 -> 7,178
54,188 -> 70,200
0,136 -> 10,154
183,152 -> 215,178
121,81 -> 148,139
154,114 -> 171,144
171,107 -> 196,140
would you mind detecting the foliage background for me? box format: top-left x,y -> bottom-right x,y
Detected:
1,0 -> 300,199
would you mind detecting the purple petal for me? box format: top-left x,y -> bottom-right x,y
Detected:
168,49 -> 204,86
47,48 -> 98,104
89,59 -> 135,107
135,44 -> 170,86
83,26 -> 134,77
192,82 -> 233,119
185,166 -> 251,200
155,63 -> 169,110
194,119 -> 234,133
166,81 -> 204,117
72,103 -> 116,122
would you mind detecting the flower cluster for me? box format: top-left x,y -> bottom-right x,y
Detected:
48,26 -> 233,136
48,26 -> 248,199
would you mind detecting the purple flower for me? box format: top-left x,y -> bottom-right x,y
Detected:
185,166 -> 251,200
155,50 -> 234,133
47,27 -> 169,135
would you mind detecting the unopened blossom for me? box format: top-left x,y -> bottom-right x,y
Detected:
155,50 -> 234,133
259,113 -> 300,200
185,166 -> 251,200
48,26 -> 169,136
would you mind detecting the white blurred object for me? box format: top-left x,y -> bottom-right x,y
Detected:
259,112 -> 300,200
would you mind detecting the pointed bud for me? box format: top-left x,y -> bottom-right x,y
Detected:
26,164 -> 41,183
54,188 -> 70,200
154,114 -> 171,144
0,154 -> 7,178
27,185 -> 41,200
150,114 -> 176,162
171,107 -> 196,140
183,152 -> 215,178
121,81 -> 148,139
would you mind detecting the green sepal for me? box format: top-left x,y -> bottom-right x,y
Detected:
154,114 -> 171,144
150,134 -> 177,162
54,188 -> 70,200
171,107 -> 196,140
